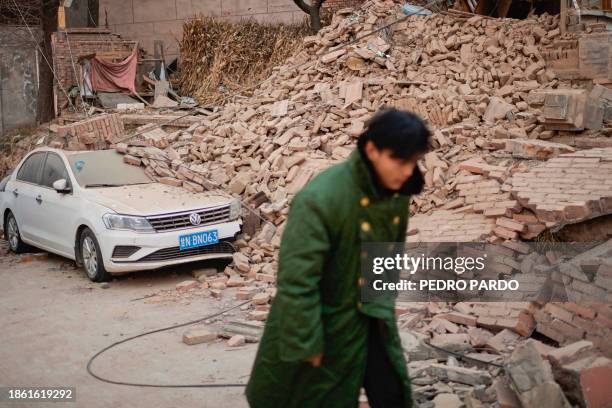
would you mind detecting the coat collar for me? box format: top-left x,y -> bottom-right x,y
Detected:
348,149 -> 397,202
347,147 -> 424,202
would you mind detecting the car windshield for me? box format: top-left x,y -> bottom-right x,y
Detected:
67,150 -> 154,188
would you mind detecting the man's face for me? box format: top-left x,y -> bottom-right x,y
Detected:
364,141 -> 421,191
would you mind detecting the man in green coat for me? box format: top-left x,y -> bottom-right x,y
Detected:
246,109 -> 430,407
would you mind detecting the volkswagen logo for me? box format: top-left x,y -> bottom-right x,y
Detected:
189,212 -> 202,226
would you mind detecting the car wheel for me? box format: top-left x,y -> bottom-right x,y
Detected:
80,228 -> 111,282
4,212 -> 27,253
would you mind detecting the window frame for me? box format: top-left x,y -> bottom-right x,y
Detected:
15,152 -> 46,185
40,152 -> 72,191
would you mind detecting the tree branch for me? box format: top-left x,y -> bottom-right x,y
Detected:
293,0 -> 311,14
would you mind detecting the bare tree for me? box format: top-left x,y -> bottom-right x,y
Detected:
293,0 -> 326,33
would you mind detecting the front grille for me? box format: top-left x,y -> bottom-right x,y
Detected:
134,241 -> 235,262
112,245 -> 141,258
146,205 -> 231,232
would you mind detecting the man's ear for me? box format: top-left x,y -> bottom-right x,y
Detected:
364,140 -> 378,161
400,166 -> 424,195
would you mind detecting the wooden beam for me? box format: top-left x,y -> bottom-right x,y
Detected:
58,5 -> 66,29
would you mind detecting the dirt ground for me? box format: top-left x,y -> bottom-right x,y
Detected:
0,244 -> 257,408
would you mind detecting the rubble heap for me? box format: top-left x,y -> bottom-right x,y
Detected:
112,0 -> 612,402
113,2 -> 612,244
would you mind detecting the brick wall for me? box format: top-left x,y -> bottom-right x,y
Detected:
535,302 -> 612,358
57,113 -> 125,150
98,0 -> 310,62
51,28 -> 135,115
323,0 -> 365,11
532,240 -> 612,358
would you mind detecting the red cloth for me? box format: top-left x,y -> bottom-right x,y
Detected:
91,48 -> 138,94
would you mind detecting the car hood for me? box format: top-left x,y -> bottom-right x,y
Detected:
82,183 -> 233,216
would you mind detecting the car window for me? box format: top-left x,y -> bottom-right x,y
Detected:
41,153 -> 69,188
16,152 -> 45,184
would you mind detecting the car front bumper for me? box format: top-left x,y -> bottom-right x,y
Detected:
98,220 -> 241,273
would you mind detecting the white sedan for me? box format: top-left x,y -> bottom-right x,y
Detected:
0,148 -> 242,282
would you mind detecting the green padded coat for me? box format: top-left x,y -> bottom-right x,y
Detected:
245,149 -> 413,408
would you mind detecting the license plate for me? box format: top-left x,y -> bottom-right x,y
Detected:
179,230 -> 219,250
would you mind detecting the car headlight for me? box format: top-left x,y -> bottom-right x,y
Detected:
102,213 -> 154,232
229,199 -> 241,221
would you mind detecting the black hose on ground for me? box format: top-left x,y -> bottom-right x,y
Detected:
87,298 -> 506,389
86,299 -> 252,388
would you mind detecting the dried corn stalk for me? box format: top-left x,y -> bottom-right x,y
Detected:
178,16 -> 309,105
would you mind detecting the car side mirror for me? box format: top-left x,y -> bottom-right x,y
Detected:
52,179 -> 71,193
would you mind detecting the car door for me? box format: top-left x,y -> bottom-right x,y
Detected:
12,152 -> 46,244
37,152 -> 79,257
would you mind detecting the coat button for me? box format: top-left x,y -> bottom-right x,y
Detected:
361,222 -> 371,232
393,216 -> 401,225
393,192 -> 400,198
358,277 -> 366,286
361,251 -> 368,259
357,302 -> 363,310
360,197 -> 370,207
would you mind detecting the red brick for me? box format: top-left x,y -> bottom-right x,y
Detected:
324,0 -> 364,11
580,363 -> 612,408
494,378 -> 521,408
600,196 -> 612,212
437,312 -> 477,326
564,203 -> 593,221
550,319 -> 585,342
176,280 -> 199,292
496,217 -> 527,232
591,303 -> 612,319
493,226 -> 518,240
484,207 -> 511,217
544,303 -> 575,323
594,312 -> 612,328
459,160 -> 487,174
498,312 -> 536,337
573,315 -> 601,333
123,155 -> 142,166
536,321 -> 565,342
563,302 -> 597,320
158,177 -> 182,187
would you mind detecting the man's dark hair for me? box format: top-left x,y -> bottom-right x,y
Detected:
357,108 -> 430,159
357,108 -> 431,195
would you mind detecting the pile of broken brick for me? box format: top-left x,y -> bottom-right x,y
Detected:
109,1 -> 612,405
395,301 -> 610,407
2,0 -> 610,405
